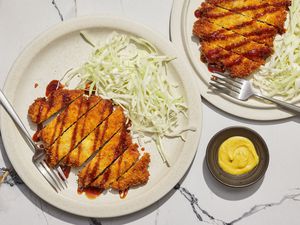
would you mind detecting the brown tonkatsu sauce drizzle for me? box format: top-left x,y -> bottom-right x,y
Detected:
60,166 -> 71,179
224,39 -> 251,51
76,102 -> 110,165
225,56 -> 243,67
32,123 -> 44,142
80,128 -> 126,191
119,188 -> 129,199
208,63 -> 225,73
80,187 -> 103,199
53,98 -> 85,163
45,80 -> 63,97
243,48 -> 272,59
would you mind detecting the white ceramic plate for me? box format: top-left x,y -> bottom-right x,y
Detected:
0,16 -> 202,217
171,0 -> 297,120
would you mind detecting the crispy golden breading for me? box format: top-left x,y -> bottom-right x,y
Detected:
46,98 -> 113,167
61,106 -> 126,167
193,18 -> 273,63
206,0 -> 289,33
28,89 -> 83,124
37,96 -> 101,146
77,128 -> 130,190
111,153 -> 150,191
198,2 -> 277,47
201,41 -> 262,77
89,144 -> 140,190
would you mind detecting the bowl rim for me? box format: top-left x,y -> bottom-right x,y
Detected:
205,126 -> 269,188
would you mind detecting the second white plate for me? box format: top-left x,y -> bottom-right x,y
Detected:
171,0 -> 296,121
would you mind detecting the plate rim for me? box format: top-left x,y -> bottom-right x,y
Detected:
0,15 -> 202,217
170,0 -> 295,121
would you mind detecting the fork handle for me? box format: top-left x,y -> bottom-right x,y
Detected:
254,93 -> 300,114
0,90 -> 35,149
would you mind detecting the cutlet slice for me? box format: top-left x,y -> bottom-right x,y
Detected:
193,18 -> 273,63
206,0 -> 289,33
197,2 -> 277,47
36,95 -> 101,146
201,41 -> 262,77
61,106 -> 126,167
28,89 -> 84,124
111,153 -> 150,191
88,144 -> 140,191
46,98 -> 113,167
78,128 -> 130,190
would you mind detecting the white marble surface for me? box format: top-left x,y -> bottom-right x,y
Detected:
0,0 -> 300,224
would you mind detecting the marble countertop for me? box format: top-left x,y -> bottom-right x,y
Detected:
1,1 -> 300,224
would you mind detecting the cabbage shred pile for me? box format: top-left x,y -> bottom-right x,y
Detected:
253,0 -> 300,101
65,32 -> 187,166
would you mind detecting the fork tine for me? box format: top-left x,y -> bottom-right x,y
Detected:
210,76 -> 241,93
56,167 -> 68,188
212,75 -> 243,89
209,82 -> 240,99
35,162 -> 59,192
213,72 -> 244,84
40,161 -> 63,191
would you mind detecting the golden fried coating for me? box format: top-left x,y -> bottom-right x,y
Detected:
77,128 -> 130,190
206,0 -> 289,33
28,89 -> 83,124
37,96 -> 101,146
193,18 -> 273,63
201,40 -> 262,77
197,2 -> 277,47
111,153 -> 150,191
89,144 -> 140,190
46,98 -> 113,167
61,106 -> 126,167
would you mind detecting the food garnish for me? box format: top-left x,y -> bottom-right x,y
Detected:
64,32 -> 190,166
254,0 -> 300,100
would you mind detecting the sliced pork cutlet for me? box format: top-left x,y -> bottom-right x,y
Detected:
77,128 -> 130,191
36,95 -> 102,146
61,106 -> 126,167
111,153 -> 150,191
28,89 -> 84,124
206,0 -> 289,34
46,98 -> 113,167
201,41 -> 261,77
196,2 -> 277,47
193,18 -> 273,63
87,144 -> 140,192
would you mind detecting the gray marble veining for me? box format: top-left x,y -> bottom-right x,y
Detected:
51,0 -> 64,21
175,184 -> 300,225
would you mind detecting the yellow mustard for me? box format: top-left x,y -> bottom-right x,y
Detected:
218,136 -> 259,175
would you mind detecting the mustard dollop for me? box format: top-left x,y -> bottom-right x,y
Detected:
218,136 -> 259,175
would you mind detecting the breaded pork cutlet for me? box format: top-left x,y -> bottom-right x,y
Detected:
206,0 -> 290,33
196,2 -> 277,47
36,95 -> 101,146
111,153 -> 150,191
61,106 -> 126,167
78,128 -> 130,190
46,98 -> 113,167
200,41 -> 261,77
88,144 -> 140,191
193,18 -> 273,63
28,89 -> 83,124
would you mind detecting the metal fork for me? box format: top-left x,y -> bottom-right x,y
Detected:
209,72 -> 300,113
0,90 -> 67,192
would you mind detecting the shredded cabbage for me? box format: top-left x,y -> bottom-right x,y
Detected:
64,32 -> 190,166
253,0 -> 300,101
